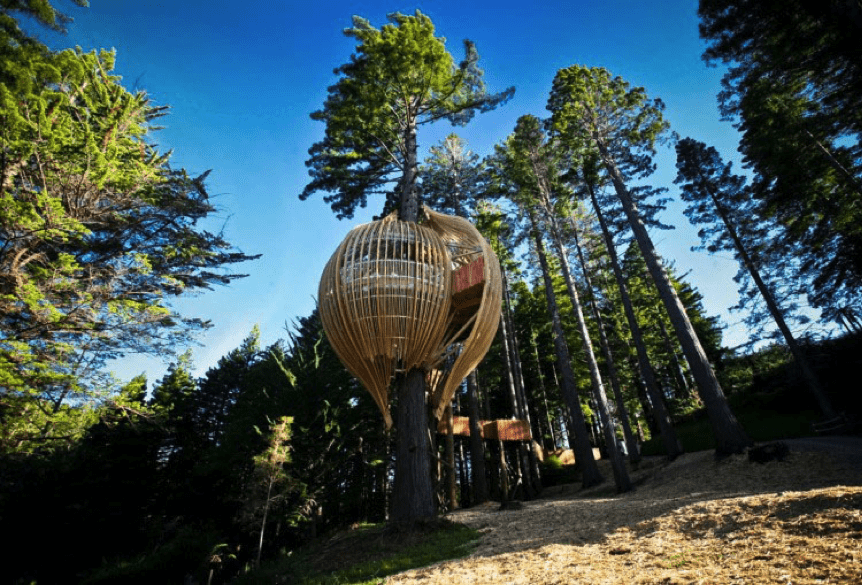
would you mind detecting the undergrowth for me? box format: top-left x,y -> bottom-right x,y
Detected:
237,519 -> 479,584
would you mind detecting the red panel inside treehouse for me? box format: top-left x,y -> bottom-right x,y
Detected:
453,257 -> 484,293
452,257 -> 485,316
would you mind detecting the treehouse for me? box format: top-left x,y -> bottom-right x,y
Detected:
318,206 -> 502,427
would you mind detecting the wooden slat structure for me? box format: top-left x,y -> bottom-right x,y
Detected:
423,208 -> 502,420
318,206 -> 502,427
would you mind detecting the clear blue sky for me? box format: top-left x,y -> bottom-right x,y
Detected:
31,0 -> 818,386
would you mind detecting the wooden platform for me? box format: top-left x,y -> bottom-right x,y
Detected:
438,415 -> 532,441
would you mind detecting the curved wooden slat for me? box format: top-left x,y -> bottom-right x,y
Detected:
423,207 -> 502,420
318,212 -> 452,427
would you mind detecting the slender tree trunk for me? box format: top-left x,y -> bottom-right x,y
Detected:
655,317 -> 691,400
571,220 -> 641,464
444,403 -> 458,510
530,216 -> 603,487
596,138 -> 752,455
699,174 -> 837,419
498,440 -> 510,502
635,415 -> 646,444
466,370 -> 488,504
540,205 -> 631,490
586,175 -> 683,459
499,314 -> 536,499
531,333 -> 558,449
500,270 -> 542,495
256,478 -> 273,569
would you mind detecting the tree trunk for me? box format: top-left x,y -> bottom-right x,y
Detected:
541,203 -> 631,491
501,269 -> 543,494
466,370 -> 488,504
391,368 -> 435,523
700,174 -> 836,419
444,403 -> 458,510
531,333 -> 558,449
256,478 -> 273,569
530,217 -> 603,487
656,317 -> 692,400
596,138 -> 752,455
571,220 -> 641,465
390,123 -> 436,523
586,175 -> 683,459
498,440 -> 510,502
499,302 -> 537,499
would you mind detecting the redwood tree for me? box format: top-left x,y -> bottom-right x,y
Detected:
300,11 -> 512,523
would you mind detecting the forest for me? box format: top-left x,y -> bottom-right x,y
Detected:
0,1 -> 860,584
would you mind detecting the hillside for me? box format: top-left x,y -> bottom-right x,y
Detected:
386,439 -> 861,584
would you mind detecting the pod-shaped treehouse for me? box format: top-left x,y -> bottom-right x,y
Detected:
318,207 -> 501,426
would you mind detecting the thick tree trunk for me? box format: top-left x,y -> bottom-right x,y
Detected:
399,117 -> 420,222
466,370 -> 488,504
700,175 -> 836,419
390,120 -> 437,523
391,368 -> 435,523
530,218 -> 603,487
596,139 -> 752,455
571,222 -> 641,465
587,177 -> 683,459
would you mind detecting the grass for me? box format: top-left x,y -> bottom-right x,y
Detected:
238,519 -> 480,584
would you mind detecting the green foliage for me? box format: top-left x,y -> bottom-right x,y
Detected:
674,138 -> 814,344
538,455 -> 580,487
420,133 -> 485,217
548,65 -> 670,176
698,0 -> 861,326
300,10 -> 513,219
0,45 -> 258,454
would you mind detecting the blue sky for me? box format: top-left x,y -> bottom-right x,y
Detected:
32,0 -> 803,385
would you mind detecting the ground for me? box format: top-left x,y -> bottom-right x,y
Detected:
386,438 -> 861,585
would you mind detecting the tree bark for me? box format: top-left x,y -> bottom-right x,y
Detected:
596,138 -> 752,455
571,220 -> 641,465
498,314 -> 535,499
466,370 -> 488,504
391,368 -> 435,523
501,269 -> 543,493
444,403 -> 458,510
531,332 -> 558,449
586,175 -> 683,459
656,317 -> 692,400
699,172 -> 836,419
530,215 -> 603,487
390,121 -> 437,523
546,224 -> 630,490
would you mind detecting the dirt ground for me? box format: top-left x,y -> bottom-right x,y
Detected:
386,440 -> 862,585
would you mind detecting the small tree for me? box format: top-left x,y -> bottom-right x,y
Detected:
249,416 -> 294,569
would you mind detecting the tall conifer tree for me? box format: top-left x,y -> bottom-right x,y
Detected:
300,11 -> 512,524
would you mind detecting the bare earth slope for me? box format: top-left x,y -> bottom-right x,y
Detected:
387,440 -> 861,585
